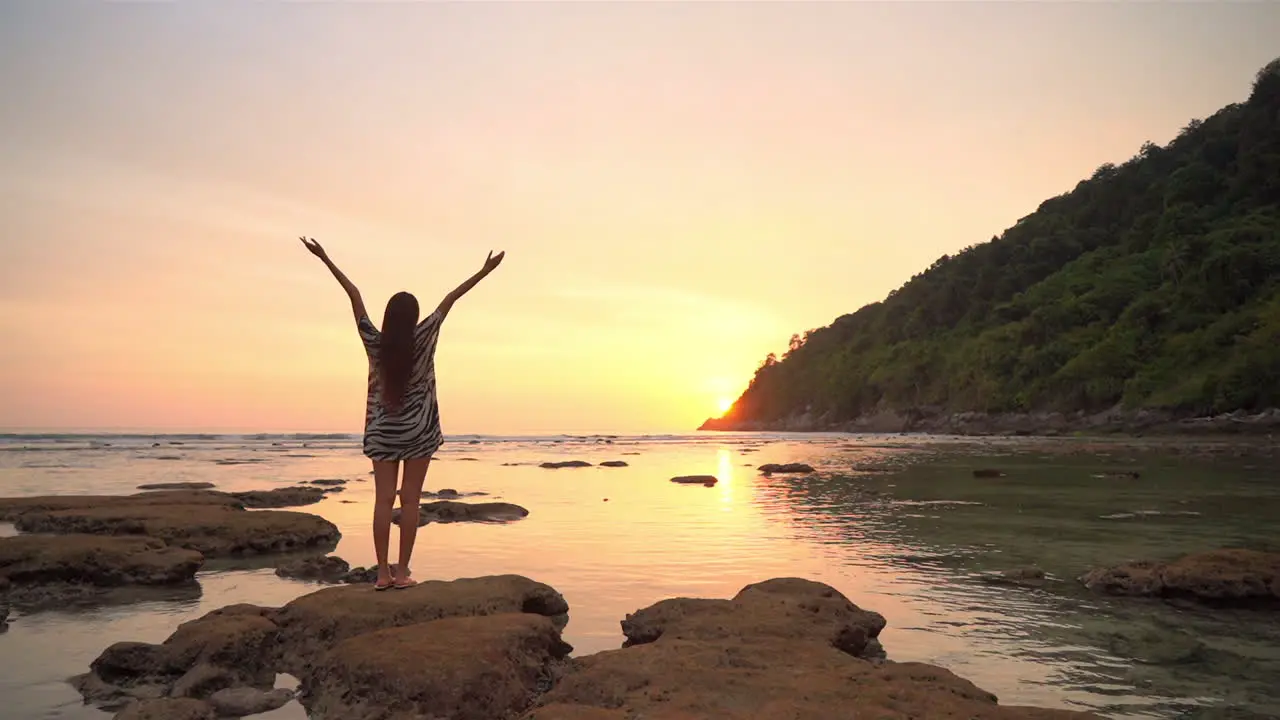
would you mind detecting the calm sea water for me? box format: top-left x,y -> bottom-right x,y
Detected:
0,432 -> 1276,719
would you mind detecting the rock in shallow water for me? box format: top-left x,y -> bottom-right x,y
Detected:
75,604 -> 281,707
524,577 -> 1094,720
757,462 -> 815,474
74,574 -> 1094,720
230,487 -> 327,508
1080,549 -> 1280,608
0,491 -> 340,558
540,461 -> 592,469
392,500 -> 529,525
275,555 -> 352,583
670,475 -> 717,486
0,534 -> 203,590
135,482 -> 215,491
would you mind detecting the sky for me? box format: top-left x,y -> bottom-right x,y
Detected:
0,2 -> 1276,435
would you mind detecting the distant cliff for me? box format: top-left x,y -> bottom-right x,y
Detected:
703,58 -> 1280,435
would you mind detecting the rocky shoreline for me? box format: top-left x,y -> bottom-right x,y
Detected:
5,483 -> 1276,719
0,487 -> 527,610
75,574 -> 1097,720
700,407 -> 1280,438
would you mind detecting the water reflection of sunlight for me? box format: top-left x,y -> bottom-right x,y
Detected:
716,447 -> 734,509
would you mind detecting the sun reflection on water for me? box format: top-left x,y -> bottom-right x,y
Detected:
716,447 -> 734,509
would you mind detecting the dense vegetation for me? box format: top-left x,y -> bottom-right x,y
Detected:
713,59 -> 1280,427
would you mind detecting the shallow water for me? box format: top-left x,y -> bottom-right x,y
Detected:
0,432 -> 1276,719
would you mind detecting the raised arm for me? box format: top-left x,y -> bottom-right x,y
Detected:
300,237 -> 367,324
436,250 -> 505,318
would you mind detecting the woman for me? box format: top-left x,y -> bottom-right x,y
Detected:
301,236 -> 504,590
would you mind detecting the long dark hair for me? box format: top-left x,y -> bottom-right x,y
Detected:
379,291 -> 419,414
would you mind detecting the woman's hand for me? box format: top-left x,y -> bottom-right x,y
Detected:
482,250 -> 505,274
300,236 -> 328,260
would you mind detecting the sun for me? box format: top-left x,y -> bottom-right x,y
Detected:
716,397 -> 734,415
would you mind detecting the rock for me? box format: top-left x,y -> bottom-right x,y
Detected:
3,492 -> 340,558
670,475 -> 717,486
0,601 -> 9,632
1082,549 -> 1280,608
540,461 -> 592,469
341,567 -> 379,584
272,575 -> 569,676
1104,627 -> 1206,665
620,578 -> 887,657
427,488 -> 489,499
230,487 -> 327,508
136,483 -> 215,491
76,604 -> 280,707
308,479 -> 347,487
207,686 -> 295,717
757,463 -> 814,474
525,578 -> 1095,720
76,574 -> 1090,720
113,698 -> 215,720
599,461 -> 628,468
304,614 -> 571,720
169,663 -> 241,699
0,535 -> 203,587
973,468 -> 1005,478
979,567 -> 1048,589
0,490 -> 240,522
275,555 -> 352,584
393,501 -> 530,525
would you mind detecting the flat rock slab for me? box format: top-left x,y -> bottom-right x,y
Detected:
275,555 -> 352,583
393,500 -> 529,525
670,475 -> 717,486
1080,548 -> 1280,608
305,614 -> 571,720
540,461 -> 592,469
757,463 -> 815,474
230,487 -> 327,508
273,574 -> 569,675
598,461 -> 628,468
428,488 -> 489,499
524,578 -> 1096,720
0,534 -> 202,588
136,483 -> 215,491
1,491 -> 339,558
527,647 -> 1090,720
0,491 -> 240,521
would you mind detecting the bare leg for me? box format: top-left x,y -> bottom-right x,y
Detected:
372,460 -> 400,587
394,457 -> 430,586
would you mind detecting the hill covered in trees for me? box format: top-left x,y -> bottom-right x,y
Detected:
702,59 -> 1280,435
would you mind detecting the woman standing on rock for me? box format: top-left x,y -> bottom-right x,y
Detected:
301,237 -> 505,590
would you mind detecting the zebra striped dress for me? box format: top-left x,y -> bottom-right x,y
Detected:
357,309 -> 445,461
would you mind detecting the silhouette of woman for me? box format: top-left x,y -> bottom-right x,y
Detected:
301,237 -> 504,589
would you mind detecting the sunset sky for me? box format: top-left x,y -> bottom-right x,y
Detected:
1,2 -> 1276,434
